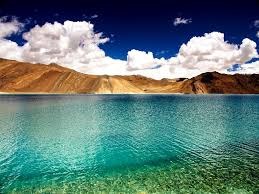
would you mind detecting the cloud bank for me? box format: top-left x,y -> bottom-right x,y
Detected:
0,17 -> 258,79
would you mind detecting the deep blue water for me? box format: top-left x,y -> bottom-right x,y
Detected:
0,95 -> 258,193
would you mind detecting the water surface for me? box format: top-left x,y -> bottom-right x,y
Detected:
0,95 -> 258,193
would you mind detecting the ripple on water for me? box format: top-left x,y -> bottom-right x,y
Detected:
0,95 -> 258,193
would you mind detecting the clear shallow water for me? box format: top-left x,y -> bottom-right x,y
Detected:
0,94 -> 258,193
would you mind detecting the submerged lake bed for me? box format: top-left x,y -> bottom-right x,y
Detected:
0,94 -> 258,193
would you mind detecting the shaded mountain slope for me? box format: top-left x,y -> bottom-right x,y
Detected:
181,72 -> 259,94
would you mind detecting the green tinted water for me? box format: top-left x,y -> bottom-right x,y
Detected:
0,95 -> 258,193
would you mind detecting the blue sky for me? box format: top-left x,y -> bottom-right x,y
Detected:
1,0 -> 258,59
0,0 -> 258,79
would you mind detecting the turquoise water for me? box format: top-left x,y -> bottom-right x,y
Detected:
0,95 -> 258,193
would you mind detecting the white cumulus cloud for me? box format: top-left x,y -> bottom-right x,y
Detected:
0,16 -> 24,61
0,17 -> 258,79
237,61 -> 259,74
168,32 -> 258,78
21,21 -> 110,71
173,17 -> 192,26
126,49 -> 166,70
0,16 -> 24,38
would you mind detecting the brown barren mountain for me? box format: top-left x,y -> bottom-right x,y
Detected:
0,58 -> 258,94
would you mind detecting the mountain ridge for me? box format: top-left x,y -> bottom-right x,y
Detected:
0,59 -> 258,94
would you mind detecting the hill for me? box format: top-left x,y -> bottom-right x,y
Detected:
0,59 -> 258,94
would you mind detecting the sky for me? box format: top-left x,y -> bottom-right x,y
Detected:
0,0 -> 258,79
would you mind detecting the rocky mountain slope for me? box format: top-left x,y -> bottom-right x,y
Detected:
0,59 -> 258,94
181,72 -> 259,94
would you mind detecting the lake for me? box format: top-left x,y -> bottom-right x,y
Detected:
0,95 -> 258,193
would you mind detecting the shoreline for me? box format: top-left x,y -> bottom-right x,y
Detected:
0,92 -> 258,95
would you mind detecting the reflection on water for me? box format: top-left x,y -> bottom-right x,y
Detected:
0,94 -> 258,193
